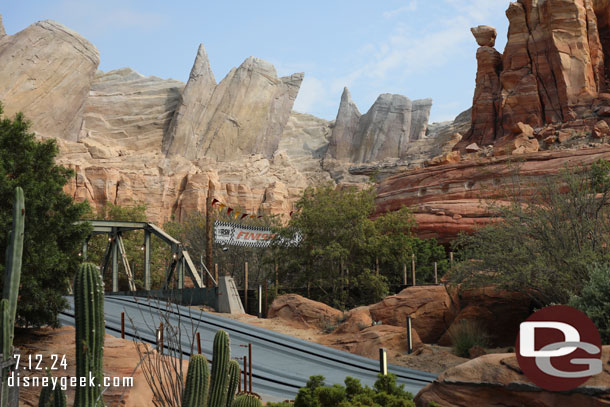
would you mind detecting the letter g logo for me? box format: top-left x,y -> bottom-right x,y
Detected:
516,305 -> 603,391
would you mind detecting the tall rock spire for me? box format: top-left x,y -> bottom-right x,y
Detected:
0,14 -> 6,37
327,87 -> 361,161
163,43 -> 217,156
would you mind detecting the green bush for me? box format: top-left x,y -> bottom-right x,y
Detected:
268,374 -> 414,407
569,263 -> 610,344
447,320 -> 489,358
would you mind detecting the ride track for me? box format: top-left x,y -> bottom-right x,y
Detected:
59,295 -> 436,402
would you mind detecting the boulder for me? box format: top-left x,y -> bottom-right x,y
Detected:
414,348 -> 610,407
426,151 -> 461,166
493,134 -> 539,156
471,25 -> 497,47
267,294 -> 343,330
465,143 -> 480,153
0,20 -> 99,141
368,286 -> 458,343
324,325 -> 422,360
334,306 -> 373,334
558,131 -> 573,143
438,287 -> 533,347
593,120 -> 610,138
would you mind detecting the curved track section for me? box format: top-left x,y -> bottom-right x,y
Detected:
60,295 -> 436,402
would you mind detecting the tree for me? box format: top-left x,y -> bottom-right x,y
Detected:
569,263 -> 610,344
0,105 -> 91,327
450,160 -> 610,307
272,183 -> 443,309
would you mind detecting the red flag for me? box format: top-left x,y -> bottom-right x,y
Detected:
227,207 -> 233,216
240,214 -> 248,220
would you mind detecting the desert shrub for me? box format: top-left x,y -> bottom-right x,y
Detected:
448,320 -> 489,358
569,263 -> 610,344
450,160 -> 610,307
268,374 -> 414,407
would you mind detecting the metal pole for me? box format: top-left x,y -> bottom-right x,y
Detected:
244,262 -> 249,314
248,343 -> 252,393
403,263 -> 407,286
144,230 -> 151,290
196,332 -> 201,354
407,316 -> 413,354
376,257 -> 379,275
257,285 -> 262,318
379,348 -> 387,375
206,192 -> 213,287
82,240 -> 88,261
450,251 -> 454,268
243,356 -> 247,393
214,263 -> 219,286
121,312 -> 125,339
111,234 -> 118,292
238,359 -> 242,393
411,253 -> 416,286
434,262 -> 438,284
158,322 -> 164,354
275,263 -> 279,294
263,280 -> 268,318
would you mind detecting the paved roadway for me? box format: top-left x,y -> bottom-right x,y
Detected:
60,296 -> 436,402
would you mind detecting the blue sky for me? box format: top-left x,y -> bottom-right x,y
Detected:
2,0 -> 510,123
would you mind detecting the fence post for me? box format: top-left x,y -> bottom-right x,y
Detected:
411,253 -> 416,286
249,343 -> 253,393
403,263 -> 407,286
244,262 -> 249,314
450,251 -> 454,268
379,348 -> 387,375
406,316 -> 413,354
214,263 -> 219,286
121,312 -> 125,339
434,262 -> 438,284
257,285 -> 262,318
196,332 -> 202,354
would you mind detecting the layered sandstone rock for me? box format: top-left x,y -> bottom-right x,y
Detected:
163,56 -> 303,161
267,294 -> 343,330
375,146 -> 610,242
81,68 -> 183,152
326,89 -> 432,163
0,14 -> 5,37
0,20 -> 99,141
459,0 -> 610,150
414,348 -> 610,407
368,286 -> 458,343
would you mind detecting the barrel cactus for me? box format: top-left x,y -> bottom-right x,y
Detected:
74,262 -> 105,407
182,354 -> 210,407
231,394 -> 262,407
208,330 -> 230,407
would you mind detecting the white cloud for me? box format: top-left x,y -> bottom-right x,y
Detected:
383,2 -> 418,19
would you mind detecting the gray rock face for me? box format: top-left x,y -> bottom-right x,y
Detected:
0,14 -> 5,37
163,56 -> 303,161
327,88 -> 361,161
0,20 -> 99,141
163,44 -> 216,155
81,68 -> 184,153
327,91 -> 432,163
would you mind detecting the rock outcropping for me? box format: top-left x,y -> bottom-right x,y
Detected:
0,20 -> 99,141
459,0 -> 610,150
327,88 -> 432,163
163,55 -> 303,161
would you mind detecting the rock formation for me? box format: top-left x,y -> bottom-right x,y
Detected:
81,68 -> 183,153
163,55 -> 304,161
0,14 -> 5,37
459,0 -> 610,151
414,347 -> 610,407
0,20 -> 99,141
326,89 -> 433,163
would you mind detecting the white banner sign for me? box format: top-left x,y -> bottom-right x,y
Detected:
214,221 -> 300,248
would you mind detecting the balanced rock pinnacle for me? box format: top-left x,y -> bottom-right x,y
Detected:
471,25 -> 497,47
163,43 -> 217,156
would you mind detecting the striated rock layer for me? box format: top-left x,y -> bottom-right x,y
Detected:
459,0 -> 610,150
0,20 -> 99,141
375,146 -> 610,242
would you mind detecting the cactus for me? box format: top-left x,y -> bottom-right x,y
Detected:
38,371 -> 66,407
182,354 -> 210,407
231,394 -> 262,407
225,360 -> 240,407
74,262 -> 105,407
208,330 -> 230,407
1,187 -> 25,407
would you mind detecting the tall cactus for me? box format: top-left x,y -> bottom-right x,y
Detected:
208,330 -> 230,407
74,262 -> 105,407
182,354 -> 210,407
39,370 -> 66,407
225,360 -> 240,407
1,187 -> 25,407
231,394 -> 262,407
